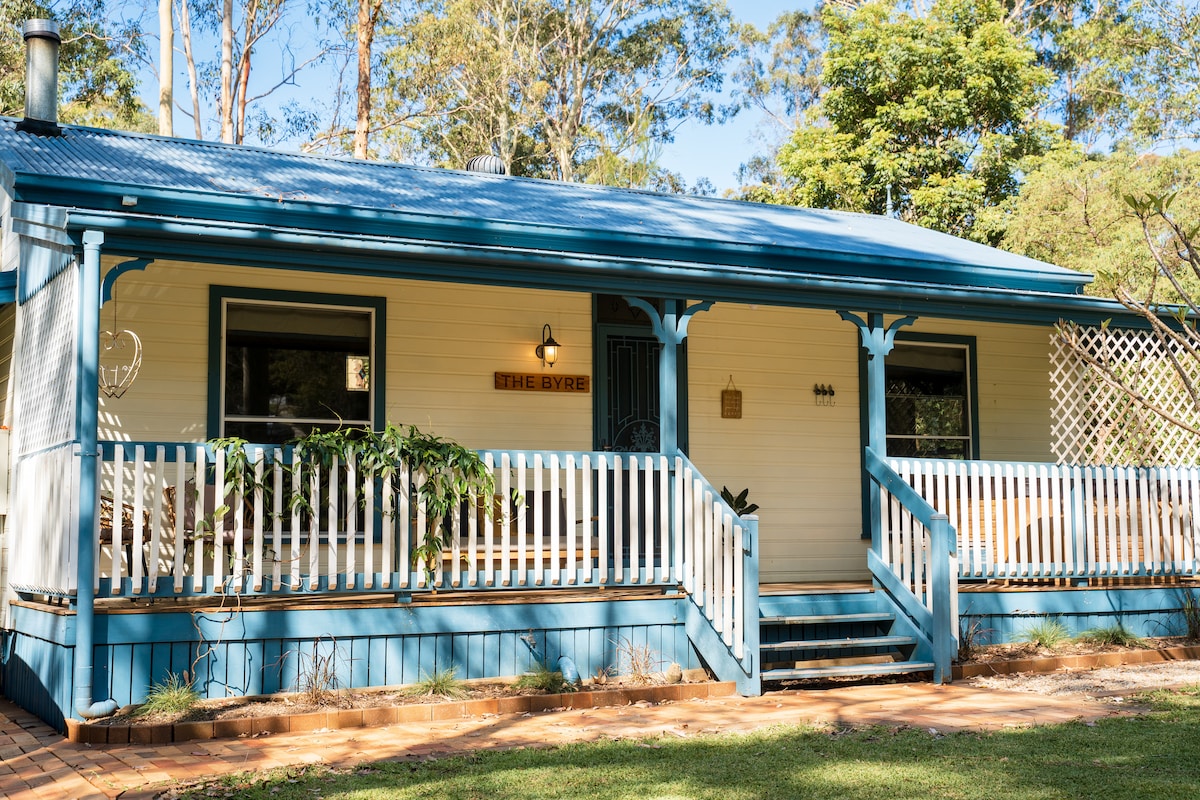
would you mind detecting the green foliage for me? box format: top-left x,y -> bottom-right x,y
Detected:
136,672 -> 199,716
993,147 -> 1200,301
765,0 -> 1056,242
513,662 -> 570,693
1019,617 -> 1071,650
1077,624 -> 1146,648
0,1 -> 151,131
718,486 -> 759,516
404,667 -> 468,699
206,422 -> 495,586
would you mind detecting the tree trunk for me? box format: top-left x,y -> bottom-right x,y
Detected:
353,0 -> 381,158
220,0 -> 234,143
179,0 -> 204,139
234,0 -> 261,144
158,0 -> 173,136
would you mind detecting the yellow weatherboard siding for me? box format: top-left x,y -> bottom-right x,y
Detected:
687,304 -> 867,582
686,308 -> 1057,582
95,258 -> 592,451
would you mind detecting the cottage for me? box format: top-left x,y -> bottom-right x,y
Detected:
1,20 -> 1197,732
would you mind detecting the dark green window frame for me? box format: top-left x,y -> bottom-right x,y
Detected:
857,331 -> 979,537
207,286 -> 387,441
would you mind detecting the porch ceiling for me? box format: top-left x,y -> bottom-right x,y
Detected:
0,118 -> 1129,326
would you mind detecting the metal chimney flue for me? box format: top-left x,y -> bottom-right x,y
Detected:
16,19 -> 63,137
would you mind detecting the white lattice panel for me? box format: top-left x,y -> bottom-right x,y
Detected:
16,265 -> 78,455
1051,326 -> 1200,466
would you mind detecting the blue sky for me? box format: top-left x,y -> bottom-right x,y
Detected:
661,0 -> 808,192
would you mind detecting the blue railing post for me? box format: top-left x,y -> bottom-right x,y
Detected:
742,514 -> 760,688
929,512 -> 954,684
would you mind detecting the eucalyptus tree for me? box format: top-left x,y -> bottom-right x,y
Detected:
170,0 -> 334,144
990,147 -> 1200,300
374,0 -> 740,185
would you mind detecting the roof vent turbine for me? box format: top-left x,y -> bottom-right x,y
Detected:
465,154 -> 506,175
16,19 -> 63,137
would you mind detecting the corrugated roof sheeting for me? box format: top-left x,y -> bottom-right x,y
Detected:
0,118 -> 1088,294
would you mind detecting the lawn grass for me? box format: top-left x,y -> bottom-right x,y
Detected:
177,686 -> 1200,800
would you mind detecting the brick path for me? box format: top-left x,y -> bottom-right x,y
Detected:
0,682 -> 1131,800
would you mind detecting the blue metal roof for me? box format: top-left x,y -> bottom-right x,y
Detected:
0,118 -> 1090,298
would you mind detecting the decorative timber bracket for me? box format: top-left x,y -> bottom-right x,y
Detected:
100,257 -> 154,306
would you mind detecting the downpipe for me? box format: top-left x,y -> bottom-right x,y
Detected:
73,230 -> 117,720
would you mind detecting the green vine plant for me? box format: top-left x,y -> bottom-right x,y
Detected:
204,423 -> 496,590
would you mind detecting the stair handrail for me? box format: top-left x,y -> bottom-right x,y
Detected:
673,453 -> 759,695
864,446 -> 957,683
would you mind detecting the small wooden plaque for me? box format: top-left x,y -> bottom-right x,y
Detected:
721,388 -> 742,418
495,372 -> 591,393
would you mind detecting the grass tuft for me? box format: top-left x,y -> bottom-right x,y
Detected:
1180,593 -> 1200,639
404,667 -> 468,699
136,673 -> 199,716
513,662 -> 570,693
957,615 -> 992,662
1076,623 -> 1146,648
1019,618 -> 1071,650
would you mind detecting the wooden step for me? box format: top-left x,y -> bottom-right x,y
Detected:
762,660 -> 936,682
760,635 -> 915,652
760,612 -> 895,627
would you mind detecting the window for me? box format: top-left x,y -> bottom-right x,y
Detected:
885,340 -> 975,459
217,294 -> 379,444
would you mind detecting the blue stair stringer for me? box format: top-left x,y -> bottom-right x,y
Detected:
759,589 -> 935,683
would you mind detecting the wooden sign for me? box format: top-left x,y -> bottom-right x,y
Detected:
721,376 -> 742,418
495,372 -> 590,393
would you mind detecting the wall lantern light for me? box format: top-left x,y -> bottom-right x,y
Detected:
535,324 -> 560,367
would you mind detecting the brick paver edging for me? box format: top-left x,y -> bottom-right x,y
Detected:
953,644 -> 1200,679
63,681 -> 737,745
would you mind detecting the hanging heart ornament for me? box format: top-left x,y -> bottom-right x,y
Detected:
99,329 -> 143,399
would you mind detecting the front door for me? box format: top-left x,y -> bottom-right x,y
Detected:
593,295 -> 687,453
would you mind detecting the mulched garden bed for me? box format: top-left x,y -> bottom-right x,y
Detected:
65,675 -> 733,745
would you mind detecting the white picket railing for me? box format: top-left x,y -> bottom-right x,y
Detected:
91,441 -> 753,666
675,456 -> 751,660
886,458 -> 1200,580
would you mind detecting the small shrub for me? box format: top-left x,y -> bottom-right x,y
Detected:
613,635 -> 662,684
1019,618 -> 1071,650
720,486 -> 759,516
1077,624 -> 1146,648
405,667 -> 468,699
290,635 -> 347,706
136,673 -> 198,716
1181,594 -> 1200,640
514,662 -> 570,693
